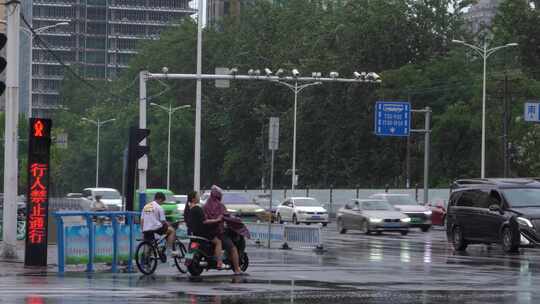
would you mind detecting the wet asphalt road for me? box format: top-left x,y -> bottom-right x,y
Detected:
2,224 -> 540,303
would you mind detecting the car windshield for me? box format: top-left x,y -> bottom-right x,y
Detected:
384,195 -> 419,206
503,189 -> 540,207
294,199 -> 321,207
94,191 -> 120,199
222,193 -> 251,205
360,201 -> 394,211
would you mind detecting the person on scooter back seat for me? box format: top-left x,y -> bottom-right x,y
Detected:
204,185 -> 244,275
184,191 -> 224,268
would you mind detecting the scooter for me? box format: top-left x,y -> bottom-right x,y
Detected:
184,216 -> 250,276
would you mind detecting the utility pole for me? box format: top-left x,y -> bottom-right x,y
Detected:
2,0 -> 21,258
406,92 -> 412,189
503,72 -> 509,177
194,0 -> 203,192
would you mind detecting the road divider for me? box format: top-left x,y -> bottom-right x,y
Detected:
246,223 -> 324,252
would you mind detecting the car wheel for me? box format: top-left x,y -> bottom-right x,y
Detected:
452,226 -> 468,251
322,223 -> 327,227
293,214 -> 299,225
277,214 -> 283,224
337,219 -> 347,234
400,231 -> 408,236
502,226 -> 519,253
362,221 -> 371,235
421,225 -> 431,232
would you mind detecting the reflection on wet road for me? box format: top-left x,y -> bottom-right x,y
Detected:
3,226 -> 540,303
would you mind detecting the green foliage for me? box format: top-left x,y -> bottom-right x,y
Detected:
9,0 -> 540,195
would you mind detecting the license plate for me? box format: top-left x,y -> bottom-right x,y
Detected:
311,216 -> 321,220
384,223 -> 401,228
185,252 -> 193,259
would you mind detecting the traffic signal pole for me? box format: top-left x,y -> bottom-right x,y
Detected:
139,71 -> 148,193
138,72 -> 380,193
2,0 -> 21,258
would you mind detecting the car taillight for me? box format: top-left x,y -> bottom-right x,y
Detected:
190,242 -> 200,249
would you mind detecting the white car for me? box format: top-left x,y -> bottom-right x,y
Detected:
276,197 -> 329,226
82,188 -> 123,211
174,195 -> 188,215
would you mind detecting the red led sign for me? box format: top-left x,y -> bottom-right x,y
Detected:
25,118 -> 52,267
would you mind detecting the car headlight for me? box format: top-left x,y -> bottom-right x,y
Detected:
227,209 -> 236,213
424,210 -> 432,216
401,217 -> 411,223
369,218 -> 383,223
255,208 -> 265,213
517,217 -> 533,228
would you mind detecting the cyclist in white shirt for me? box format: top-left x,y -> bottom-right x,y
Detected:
141,192 -> 177,257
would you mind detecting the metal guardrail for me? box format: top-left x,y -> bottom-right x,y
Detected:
246,223 -> 285,242
245,223 -> 323,251
283,225 -> 323,250
54,211 -> 139,273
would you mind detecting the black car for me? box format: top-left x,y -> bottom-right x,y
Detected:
447,178 -> 540,253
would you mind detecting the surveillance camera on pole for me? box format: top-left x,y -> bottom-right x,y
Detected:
276,69 -> 284,77
229,67 -> 238,75
248,69 -> 255,76
329,71 -> 339,79
292,69 -> 300,77
162,66 -> 169,74
367,72 -> 381,82
254,69 -> 261,76
264,68 -> 273,76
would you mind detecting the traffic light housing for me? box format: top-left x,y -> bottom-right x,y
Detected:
124,127 -> 150,211
0,33 -> 7,96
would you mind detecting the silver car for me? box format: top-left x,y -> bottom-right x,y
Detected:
337,199 -> 411,235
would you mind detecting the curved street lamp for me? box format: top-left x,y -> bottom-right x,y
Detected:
452,39 -> 518,178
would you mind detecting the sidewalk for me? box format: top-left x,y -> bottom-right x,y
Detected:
0,241 -> 58,273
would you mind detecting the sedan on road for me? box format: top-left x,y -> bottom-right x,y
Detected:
337,199 -> 410,235
276,197 -> 329,226
370,193 -> 432,232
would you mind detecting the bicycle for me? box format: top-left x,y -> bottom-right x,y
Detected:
135,223 -> 187,275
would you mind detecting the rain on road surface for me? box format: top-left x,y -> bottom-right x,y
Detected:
1,225 -> 539,303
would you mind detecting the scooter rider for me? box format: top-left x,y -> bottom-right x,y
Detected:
203,185 -> 243,275
184,191 -> 224,268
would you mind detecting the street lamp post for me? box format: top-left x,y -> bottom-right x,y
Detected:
271,78 -> 322,192
19,22 -> 69,118
452,40 -> 518,179
82,117 -> 116,187
150,103 -> 191,190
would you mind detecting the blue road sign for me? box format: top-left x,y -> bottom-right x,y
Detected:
375,101 -> 411,137
524,102 -> 540,122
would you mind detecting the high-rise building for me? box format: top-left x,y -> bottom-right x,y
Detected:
206,0 -> 241,26
31,0 -> 195,117
465,0 -> 504,34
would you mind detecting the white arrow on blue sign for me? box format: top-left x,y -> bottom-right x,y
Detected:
374,101 -> 411,137
524,102 -> 540,122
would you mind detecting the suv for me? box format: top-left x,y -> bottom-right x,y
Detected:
447,178 -> 540,253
